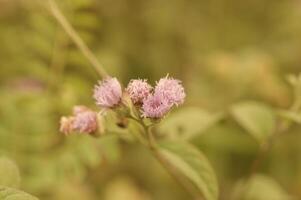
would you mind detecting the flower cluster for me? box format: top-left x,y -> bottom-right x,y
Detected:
93,76 -> 185,119
142,76 -> 186,118
60,105 -> 98,135
59,75 -> 184,136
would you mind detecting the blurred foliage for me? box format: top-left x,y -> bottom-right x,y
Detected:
1,0 -> 301,199
231,174 -> 294,200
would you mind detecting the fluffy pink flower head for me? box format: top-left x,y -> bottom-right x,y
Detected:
141,94 -> 172,118
60,106 -> 98,135
154,76 -> 185,106
93,77 -> 122,108
126,79 -> 152,104
72,111 -> 98,134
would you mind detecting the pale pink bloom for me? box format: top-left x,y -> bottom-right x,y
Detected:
126,79 -> 152,104
72,111 -> 98,134
154,76 -> 185,106
60,106 -> 98,135
60,116 -> 75,135
93,77 -> 122,108
141,94 -> 172,118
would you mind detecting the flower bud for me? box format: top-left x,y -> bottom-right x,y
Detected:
93,77 -> 122,108
141,94 -> 172,118
154,76 -> 185,106
59,106 -> 100,136
72,111 -> 98,134
126,79 -> 152,105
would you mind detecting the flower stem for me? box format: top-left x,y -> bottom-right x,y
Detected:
47,0 -> 108,79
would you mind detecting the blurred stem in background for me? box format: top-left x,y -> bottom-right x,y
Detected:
47,0 -> 108,79
249,121 -> 288,177
48,29 -> 67,90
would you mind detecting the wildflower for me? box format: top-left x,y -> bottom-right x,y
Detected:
126,79 -> 152,104
141,94 -> 172,118
93,77 -> 122,108
72,111 -> 98,134
59,106 -> 99,135
60,116 -> 75,135
154,76 -> 185,106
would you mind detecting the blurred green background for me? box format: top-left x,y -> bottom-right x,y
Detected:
1,0 -> 301,199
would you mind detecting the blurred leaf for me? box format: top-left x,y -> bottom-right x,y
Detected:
277,110 -> 301,124
0,186 -> 39,200
72,13 -> 100,29
68,0 -> 93,9
158,141 -> 219,200
53,182 -> 95,200
231,101 -> 276,143
77,139 -> 102,168
0,157 -> 20,188
159,107 -> 223,140
98,135 -> 121,164
231,174 -> 294,200
104,177 -> 150,200
193,122 -> 258,154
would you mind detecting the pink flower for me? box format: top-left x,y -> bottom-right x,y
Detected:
72,111 -> 98,134
154,76 -> 185,106
93,77 -> 122,108
141,94 -> 172,118
126,79 -> 152,104
59,106 -> 98,135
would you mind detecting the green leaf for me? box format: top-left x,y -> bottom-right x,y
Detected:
158,141 -> 219,200
231,101 -> 276,143
277,110 -> 301,124
0,186 -> 39,200
231,174 -> 294,200
0,157 -> 20,188
159,107 -> 223,140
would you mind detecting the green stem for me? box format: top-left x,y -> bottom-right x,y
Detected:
47,0 -> 108,79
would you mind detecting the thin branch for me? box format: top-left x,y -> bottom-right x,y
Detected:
47,0 -> 108,79
48,29 -> 68,90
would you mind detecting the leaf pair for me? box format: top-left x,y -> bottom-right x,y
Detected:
159,107 -> 223,140
231,101 -> 276,144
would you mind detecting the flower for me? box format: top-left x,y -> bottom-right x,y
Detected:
72,111 -> 98,134
126,79 -> 152,104
154,76 -> 185,106
60,116 -> 75,135
59,106 -> 99,135
141,94 -> 172,118
93,77 -> 122,108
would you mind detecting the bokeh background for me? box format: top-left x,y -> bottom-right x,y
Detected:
1,0 -> 301,199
